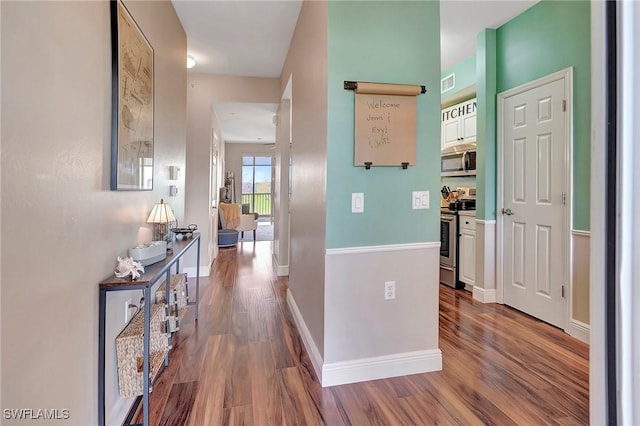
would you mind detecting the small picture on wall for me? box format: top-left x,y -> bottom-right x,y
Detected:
110,0 -> 154,191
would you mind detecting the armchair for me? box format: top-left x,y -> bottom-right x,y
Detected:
236,212 -> 259,240
218,203 -> 259,241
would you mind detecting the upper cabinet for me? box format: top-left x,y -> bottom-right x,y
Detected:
441,98 -> 477,150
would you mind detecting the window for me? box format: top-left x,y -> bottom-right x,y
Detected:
241,156 -> 272,216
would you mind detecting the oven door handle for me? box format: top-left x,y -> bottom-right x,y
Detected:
441,216 -> 455,222
440,265 -> 454,272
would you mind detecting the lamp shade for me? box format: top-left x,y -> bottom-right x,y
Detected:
146,199 -> 176,224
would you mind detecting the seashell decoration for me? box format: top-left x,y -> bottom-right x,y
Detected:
115,256 -> 145,280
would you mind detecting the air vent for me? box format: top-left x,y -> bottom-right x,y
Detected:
441,73 -> 455,93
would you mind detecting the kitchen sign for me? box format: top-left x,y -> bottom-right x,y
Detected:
442,99 -> 477,122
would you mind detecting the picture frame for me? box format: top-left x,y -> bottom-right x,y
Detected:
110,0 -> 154,191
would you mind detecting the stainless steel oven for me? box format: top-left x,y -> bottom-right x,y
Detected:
440,210 -> 458,288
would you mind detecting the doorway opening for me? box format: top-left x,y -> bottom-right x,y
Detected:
241,155 -> 273,218
241,155 -> 274,242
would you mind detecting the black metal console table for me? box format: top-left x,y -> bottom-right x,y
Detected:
98,234 -> 200,426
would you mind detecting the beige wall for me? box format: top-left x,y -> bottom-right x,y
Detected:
0,1 -> 186,424
208,113 -> 223,261
0,1 -> 3,414
273,98 -> 291,273
324,246 -> 440,363
280,0 -> 328,356
572,231 -> 590,324
185,74 -> 279,271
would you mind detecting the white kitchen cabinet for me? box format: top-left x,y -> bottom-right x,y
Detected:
459,216 -> 476,287
441,98 -> 477,150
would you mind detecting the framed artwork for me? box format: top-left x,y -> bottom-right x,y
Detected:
110,0 -> 154,190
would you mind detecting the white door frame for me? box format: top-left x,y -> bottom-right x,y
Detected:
496,67 -> 573,331
617,1 -> 640,421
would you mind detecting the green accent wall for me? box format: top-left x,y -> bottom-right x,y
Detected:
326,1 -> 441,248
476,29 -> 497,220
496,0 -> 591,230
441,54 -> 476,96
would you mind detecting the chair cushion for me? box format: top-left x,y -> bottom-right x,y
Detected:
218,229 -> 239,247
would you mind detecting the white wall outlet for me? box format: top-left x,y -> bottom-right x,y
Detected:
412,191 -> 430,209
352,193 -> 364,213
384,281 -> 396,300
124,299 -> 132,324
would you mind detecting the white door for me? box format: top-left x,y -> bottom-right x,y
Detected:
500,73 -> 569,329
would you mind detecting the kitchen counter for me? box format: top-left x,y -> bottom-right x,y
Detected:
458,210 -> 476,217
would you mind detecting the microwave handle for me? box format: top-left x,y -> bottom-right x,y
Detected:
462,151 -> 469,171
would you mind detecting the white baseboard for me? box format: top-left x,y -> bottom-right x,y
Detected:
473,286 -> 497,303
272,254 -> 289,276
321,349 -> 442,388
571,229 -> 591,237
276,264 -> 289,276
568,319 -> 590,344
183,265 -> 210,278
286,289 -> 323,382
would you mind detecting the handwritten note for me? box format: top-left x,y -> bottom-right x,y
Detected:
354,93 -> 416,167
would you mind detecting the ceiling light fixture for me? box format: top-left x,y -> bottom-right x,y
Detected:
186,55 -> 196,69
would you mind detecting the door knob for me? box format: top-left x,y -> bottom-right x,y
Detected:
501,208 -> 514,215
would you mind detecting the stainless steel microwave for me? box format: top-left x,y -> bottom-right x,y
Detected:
441,143 -> 477,177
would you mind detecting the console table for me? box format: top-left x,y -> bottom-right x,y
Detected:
98,234 -> 200,426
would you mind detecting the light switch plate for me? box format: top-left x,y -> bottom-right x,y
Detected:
352,193 -> 364,213
412,191 -> 430,209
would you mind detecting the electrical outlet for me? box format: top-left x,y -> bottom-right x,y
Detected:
124,299 -> 132,324
384,281 -> 396,300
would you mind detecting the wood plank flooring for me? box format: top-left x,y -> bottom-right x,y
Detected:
133,241 -> 589,425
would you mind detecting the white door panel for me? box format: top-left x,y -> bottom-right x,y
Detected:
442,120 -> 460,147
501,77 -> 567,328
461,114 -> 477,141
511,221 -> 526,288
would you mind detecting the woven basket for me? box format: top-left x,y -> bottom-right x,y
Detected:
116,303 -> 169,398
156,273 -> 189,332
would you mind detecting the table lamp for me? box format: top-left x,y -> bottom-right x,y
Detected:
146,199 -> 176,245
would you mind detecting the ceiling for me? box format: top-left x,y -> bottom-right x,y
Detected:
440,0 -> 538,71
172,0 -> 538,144
213,102 -> 279,143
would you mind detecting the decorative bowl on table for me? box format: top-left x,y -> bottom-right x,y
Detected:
171,224 -> 198,240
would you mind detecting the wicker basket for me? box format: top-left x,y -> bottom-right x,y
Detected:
156,273 -> 189,332
116,303 -> 169,398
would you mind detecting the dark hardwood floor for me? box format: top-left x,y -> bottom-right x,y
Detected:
133,241 -> 589,425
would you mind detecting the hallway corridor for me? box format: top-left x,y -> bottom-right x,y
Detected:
133,241 -> 589,425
